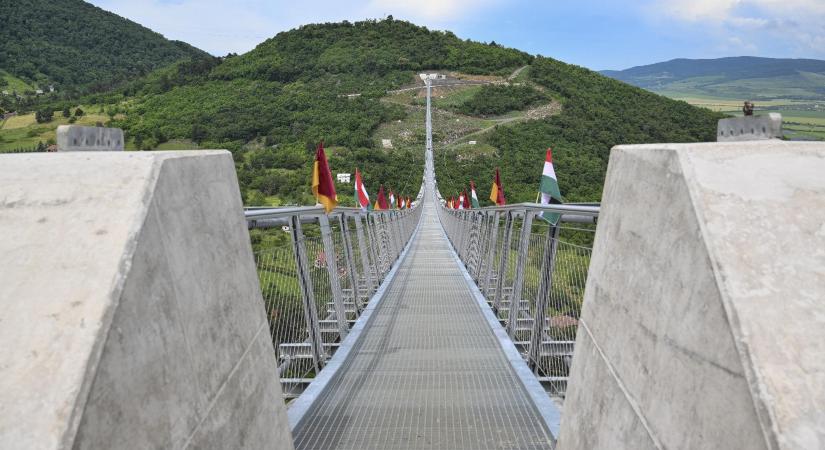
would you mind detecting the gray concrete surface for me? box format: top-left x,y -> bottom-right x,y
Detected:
56,125 -> 124,151
717,113 -> 782,141
558,141 -> 825,450
0,151 -> 293,449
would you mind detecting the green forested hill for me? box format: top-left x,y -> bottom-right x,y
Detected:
0,0 -> 207,95
435,58 -> 724,203
2,15 -> 723,207
110,19 -> 534,205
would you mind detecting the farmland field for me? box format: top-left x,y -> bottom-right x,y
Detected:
666,94 -> 825,141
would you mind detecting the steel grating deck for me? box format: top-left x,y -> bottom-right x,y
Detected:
292,200 -> 553,450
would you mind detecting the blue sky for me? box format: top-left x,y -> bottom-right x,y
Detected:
89,0 -> 825,70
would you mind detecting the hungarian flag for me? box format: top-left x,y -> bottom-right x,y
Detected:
539,148 -> 563,224
407,197 -> 412,209
469,181 -> 480,208
311,141 -> 337,213
397,194 -> 403,209
447,197 -> 453,209
457,191 -> 465,210
489,168 -> 506,206
374,184 -> 389,210
462,189 -> 471,209
354,168 -> 370,212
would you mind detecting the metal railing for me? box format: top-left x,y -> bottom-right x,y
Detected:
247,203 -> 422,399
437,201 -> 599,399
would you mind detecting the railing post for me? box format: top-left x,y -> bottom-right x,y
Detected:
289,215 -> 326,371
318,214 -> 349,340
492,211 -> 514,312
529,224 -> 561,370
482,211 -> 501,297
506,210 -> 534,338
353,213 -> 377,297
338,214 -> 362,315
365,213 -> 382,282
466,212 -> 484,279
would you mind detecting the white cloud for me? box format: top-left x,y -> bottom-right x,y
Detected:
647,0 -> 825,57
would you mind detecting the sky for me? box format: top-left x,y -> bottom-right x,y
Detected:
88,0 -> 825,70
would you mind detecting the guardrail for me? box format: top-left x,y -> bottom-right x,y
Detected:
437,201 -> 599,398
246,203 -> 422,399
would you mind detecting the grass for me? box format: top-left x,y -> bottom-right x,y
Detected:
0,111 -> 109,150
660,92 -> 825,141
0,70 -> 35,93
155,138 -> 199,150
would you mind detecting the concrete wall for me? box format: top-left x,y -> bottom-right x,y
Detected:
717,113 -> 782,142
558,141 -> 825,450
0,151 -> 293,449
56,125 -> 124,151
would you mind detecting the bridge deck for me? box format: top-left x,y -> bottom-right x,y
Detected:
292,202 -> 553,449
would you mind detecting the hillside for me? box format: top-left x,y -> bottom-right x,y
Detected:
2,16 -> 723,206
0,0 -> 207,95
601,56 -> 825,101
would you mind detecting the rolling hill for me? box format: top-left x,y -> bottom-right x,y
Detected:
601,56 -> 825,101
2,9 -> 724,206
0,0 -> 208,95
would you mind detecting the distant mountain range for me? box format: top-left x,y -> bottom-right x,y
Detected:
601,56 -> 825,101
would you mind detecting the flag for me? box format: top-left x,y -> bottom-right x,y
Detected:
539,148 -> 563,224
374,184 -> 389,210
389,190 -> 395,209
458,191 -> 465,209
311,141 -> 337,213
489,168 -> 506,206
469,181 -> 480,209
447,197 -> 453,209
354,168 -> 370,212
397,194 -> 403,209
407,196 -> 412,209
462,189 -> 471,209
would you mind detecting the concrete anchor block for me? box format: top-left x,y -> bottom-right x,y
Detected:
717,113 -> 782,142
0,151 -> 293,449
558,141 -> 825,450
56,125 -> 124,151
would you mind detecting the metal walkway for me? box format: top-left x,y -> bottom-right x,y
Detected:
292,198 -> 554,449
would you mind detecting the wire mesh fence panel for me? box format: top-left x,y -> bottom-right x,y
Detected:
254,244 -> 315,396
439,207 -> 597,403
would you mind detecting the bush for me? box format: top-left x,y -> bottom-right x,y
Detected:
35,109 -> 53,123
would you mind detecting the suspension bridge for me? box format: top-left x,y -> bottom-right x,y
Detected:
246,75 -> 597,449
2,75 -> 823,450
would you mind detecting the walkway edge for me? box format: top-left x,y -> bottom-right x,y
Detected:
439,225 -> 563,443
286,212 -> 423,432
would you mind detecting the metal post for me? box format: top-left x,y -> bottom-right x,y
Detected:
365,213 -> 382,282
528,224 -> 561,370
506,210 -> 534,338
338,214 -> 361,314
492,211 -> 514,312
289,215 -> 326,371
354,213 -> 377,297
482,211 -> 500,297
318,214 -> 349,340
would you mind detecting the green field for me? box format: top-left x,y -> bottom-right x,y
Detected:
0,70 -> 35,93
665,94 -> 825,141
0,110 -> 110,151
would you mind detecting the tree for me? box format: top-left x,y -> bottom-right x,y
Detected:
35,109 -> 53,123
62,106 -> 71,118
74,107 -> 84,117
